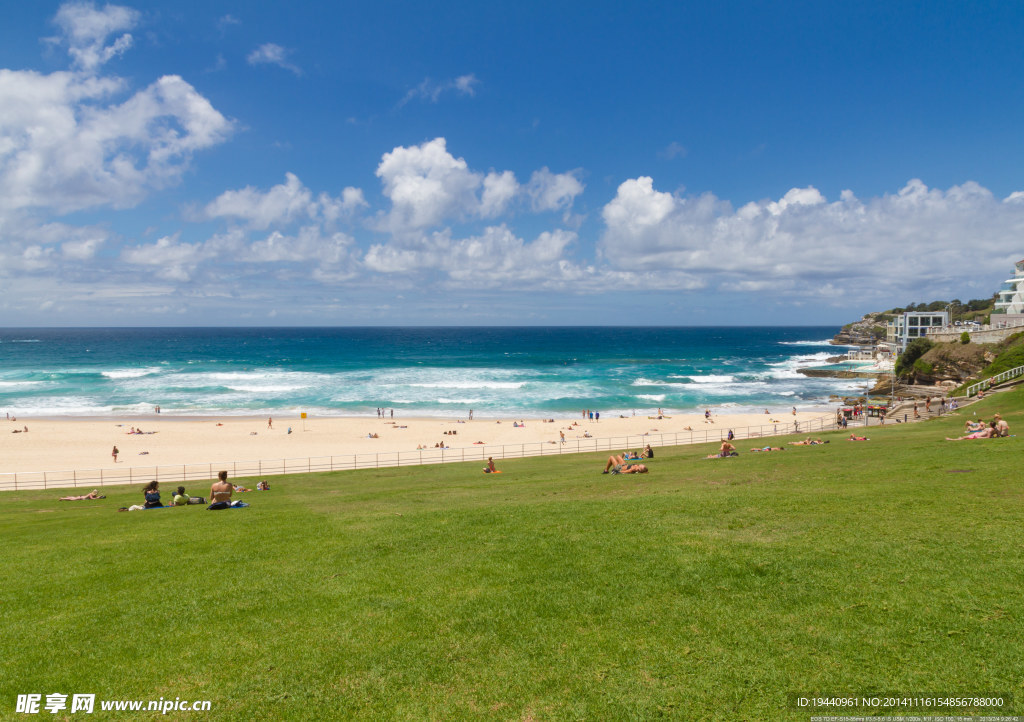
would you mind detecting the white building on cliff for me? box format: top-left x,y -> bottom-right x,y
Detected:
994,259 -> 1024,319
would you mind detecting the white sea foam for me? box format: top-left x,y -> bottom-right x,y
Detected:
761,352 -> 835,380
410,381 -> 525,390
226,384 -> 311,393
685,374 -> 736,384
0,380 -> 45,388
637,394 -> 666,402
777,339 -> 835,346
102,367 -> 164,380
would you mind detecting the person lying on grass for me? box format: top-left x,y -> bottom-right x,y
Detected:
749,446 -> 784,452
848,434 -> 869,441
788,438 -> 827,446
947,423 -> 997,440
59,489 -> 103,500
603,455 -> 648,474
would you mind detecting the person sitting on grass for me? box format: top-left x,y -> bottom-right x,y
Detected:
483,457 -> 500,474
993,414 -> 1010,437
603,455 -> 649,474
706,441 -> 738,458
122,480 -> 163,511
642,444 -> 654,458
142,480 -> 162,508
172,486 -> 190,506
947,423 -> 997,441
208,471 -> 234,510
256,480 -> 270,491
59,489 -> 103,501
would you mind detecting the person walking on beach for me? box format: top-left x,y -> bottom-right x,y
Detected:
268,417 -> 273,429
559,430 -> 565,444
111,445 -> 119,463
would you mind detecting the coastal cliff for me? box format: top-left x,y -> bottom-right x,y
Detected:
831,313 -> 888,345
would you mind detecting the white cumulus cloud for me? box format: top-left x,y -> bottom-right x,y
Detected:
52,1 -> 140,73
599,176 -> 1024,299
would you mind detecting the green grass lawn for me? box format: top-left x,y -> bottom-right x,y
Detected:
2,392 -> 1023,720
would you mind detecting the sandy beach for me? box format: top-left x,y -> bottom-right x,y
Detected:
0,409 -> 834,476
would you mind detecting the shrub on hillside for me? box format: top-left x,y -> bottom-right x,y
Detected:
895,338 -> 934,378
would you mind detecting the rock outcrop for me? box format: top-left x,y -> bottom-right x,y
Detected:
832,313 -> 888,345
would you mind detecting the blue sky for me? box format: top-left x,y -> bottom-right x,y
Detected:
2,1 -> 1023,326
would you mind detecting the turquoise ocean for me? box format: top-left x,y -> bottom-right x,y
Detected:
0,327 -> 870,418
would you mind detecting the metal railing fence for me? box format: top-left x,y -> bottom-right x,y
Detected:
1,412 -> 847,492
965,365 -> 1024,398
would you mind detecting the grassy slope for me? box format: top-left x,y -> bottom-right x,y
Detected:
2,392 -> 1023,720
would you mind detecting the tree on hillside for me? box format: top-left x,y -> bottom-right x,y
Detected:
895,338 -> 935,379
